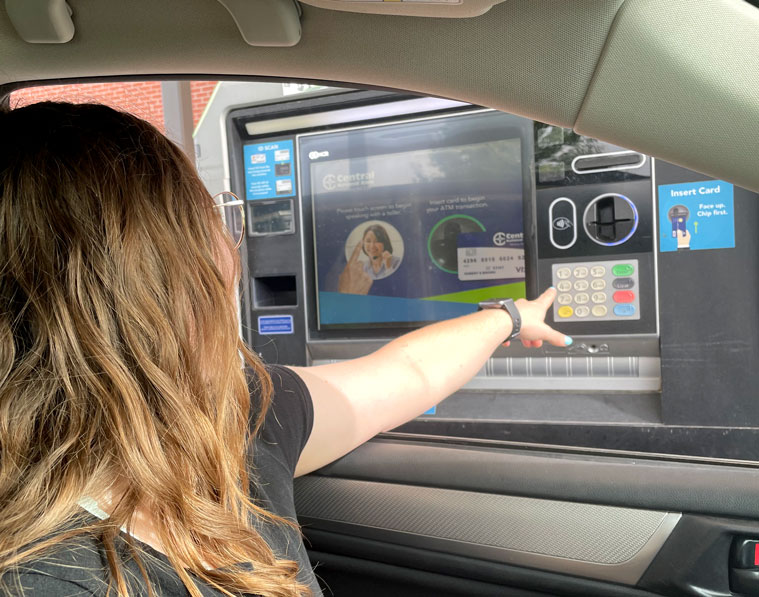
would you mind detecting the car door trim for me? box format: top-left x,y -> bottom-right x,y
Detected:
295,476 -> 681,585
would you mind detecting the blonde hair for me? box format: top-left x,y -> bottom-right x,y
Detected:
0,102 -> 309,596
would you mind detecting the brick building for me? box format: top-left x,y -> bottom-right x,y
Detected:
10,81 -> 218,133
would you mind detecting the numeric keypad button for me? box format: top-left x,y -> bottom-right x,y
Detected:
573,266 -> 589,279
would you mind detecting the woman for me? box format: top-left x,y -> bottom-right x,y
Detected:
360,224 -> 400,280
0,102 -> 569,597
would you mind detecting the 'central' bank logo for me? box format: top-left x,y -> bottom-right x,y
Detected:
322,174 -> 337,191
493,232 -> 508,246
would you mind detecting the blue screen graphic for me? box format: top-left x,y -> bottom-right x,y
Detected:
301,111 -> 530,329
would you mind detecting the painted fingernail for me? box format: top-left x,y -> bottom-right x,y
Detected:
565,336 -> 573,346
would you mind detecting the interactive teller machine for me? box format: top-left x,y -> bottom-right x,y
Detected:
226,89 -> 759,459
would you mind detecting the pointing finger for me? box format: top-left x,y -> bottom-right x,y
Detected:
533,287 -> 558,313
541,324 -> 572,348
350,241 -> 363,262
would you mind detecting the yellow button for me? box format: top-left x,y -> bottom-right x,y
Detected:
558,306 -> 574,318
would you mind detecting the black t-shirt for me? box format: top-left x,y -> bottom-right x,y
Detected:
7,365 -> 321,596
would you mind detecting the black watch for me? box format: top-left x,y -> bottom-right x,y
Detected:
477,298 -> 521,342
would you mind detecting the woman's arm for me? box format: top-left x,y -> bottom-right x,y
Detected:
292,288 -> 570,477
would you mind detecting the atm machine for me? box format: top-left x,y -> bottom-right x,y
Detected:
226,89 -> 759,460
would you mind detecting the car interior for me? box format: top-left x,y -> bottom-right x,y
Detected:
2,1 -> 759,596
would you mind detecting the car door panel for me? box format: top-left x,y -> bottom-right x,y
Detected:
295,438 -> 759,596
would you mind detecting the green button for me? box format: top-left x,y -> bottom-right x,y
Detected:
612,263 -> 634,276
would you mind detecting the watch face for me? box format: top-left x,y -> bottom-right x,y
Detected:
480,299 -> 504,308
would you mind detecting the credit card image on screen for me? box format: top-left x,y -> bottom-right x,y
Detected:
300,110 -> 530,330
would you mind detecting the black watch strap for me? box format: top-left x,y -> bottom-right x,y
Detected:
478,298 -> 521,342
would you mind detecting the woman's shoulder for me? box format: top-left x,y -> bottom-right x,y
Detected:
7,531 -> 108,596
5,571 -> 99,597
8,524 -> 193,597
252,365 -> 314,476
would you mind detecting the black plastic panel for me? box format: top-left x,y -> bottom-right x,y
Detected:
639,515 -> 759,596
394,420 -> 759,461
656,162 -> 759,427
306,540 -> 659,597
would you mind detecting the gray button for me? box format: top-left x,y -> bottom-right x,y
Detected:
613,277 -> 635,290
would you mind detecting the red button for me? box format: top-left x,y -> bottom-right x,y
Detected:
613,290 -> 635,303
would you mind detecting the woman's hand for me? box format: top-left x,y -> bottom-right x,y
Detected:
382,251 -> 393,270
506,287 -> 571,348
338,242 -> 373,295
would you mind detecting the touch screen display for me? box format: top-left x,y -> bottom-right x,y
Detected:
301,111 -> 529,329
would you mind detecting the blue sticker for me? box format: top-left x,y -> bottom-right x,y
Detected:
423,406 -> 437,415
658,180 -> 735,252
243,140 -> 296,201
258,315 -> 294,335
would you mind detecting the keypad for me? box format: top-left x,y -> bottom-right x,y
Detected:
552,259 -> 640,322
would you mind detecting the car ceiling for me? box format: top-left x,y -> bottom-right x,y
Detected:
1,0 -> 757,192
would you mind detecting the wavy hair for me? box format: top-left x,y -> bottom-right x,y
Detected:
0,102 -> 309,596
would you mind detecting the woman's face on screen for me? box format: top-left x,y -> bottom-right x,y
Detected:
363,231 -> 384,260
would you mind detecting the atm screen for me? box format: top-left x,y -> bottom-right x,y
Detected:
299,110 -> 530,330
